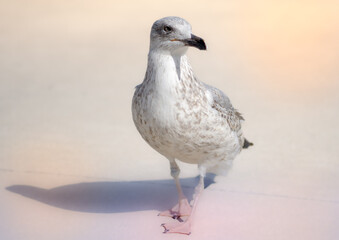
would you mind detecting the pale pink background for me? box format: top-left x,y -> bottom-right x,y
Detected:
1,0 -> 338,239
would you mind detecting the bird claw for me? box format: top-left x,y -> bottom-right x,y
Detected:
161,221 -> 192,235
158,198 -> 192,218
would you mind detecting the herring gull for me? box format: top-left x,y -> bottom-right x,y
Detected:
132,16 -> 253,235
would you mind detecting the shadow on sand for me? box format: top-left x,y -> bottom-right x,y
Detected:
6,174 -> 215,213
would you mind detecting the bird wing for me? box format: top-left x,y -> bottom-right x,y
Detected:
203,83 -> 244,132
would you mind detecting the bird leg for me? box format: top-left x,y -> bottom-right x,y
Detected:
161,170 -> 205,235
159,159 -> 192,218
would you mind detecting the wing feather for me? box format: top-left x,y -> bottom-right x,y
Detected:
203,83 -> 243,132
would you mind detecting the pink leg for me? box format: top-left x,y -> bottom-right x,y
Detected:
161,173 -> 205,235
159,159 -> 192,218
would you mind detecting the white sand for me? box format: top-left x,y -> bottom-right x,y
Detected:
1,1 -> 338,239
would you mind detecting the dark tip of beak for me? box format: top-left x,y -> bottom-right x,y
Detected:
184,34 -> 207,50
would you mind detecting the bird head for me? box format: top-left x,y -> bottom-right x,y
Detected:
149,16 -> 206,55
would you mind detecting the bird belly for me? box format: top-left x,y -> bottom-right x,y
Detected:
133,92 -> 241,166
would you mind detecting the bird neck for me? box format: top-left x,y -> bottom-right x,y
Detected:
146,50 -> 193,83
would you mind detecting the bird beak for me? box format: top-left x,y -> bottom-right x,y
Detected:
171,34 -> 207,50
183,34 -> 207,50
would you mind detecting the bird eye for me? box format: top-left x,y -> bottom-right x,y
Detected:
163,26 -> 173,33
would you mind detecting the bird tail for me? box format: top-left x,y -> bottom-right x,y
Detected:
243,138 -> 253,149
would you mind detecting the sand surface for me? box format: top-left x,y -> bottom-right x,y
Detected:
1,1 -> 339,239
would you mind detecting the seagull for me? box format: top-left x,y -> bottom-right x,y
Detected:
132,16 -> 253,235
